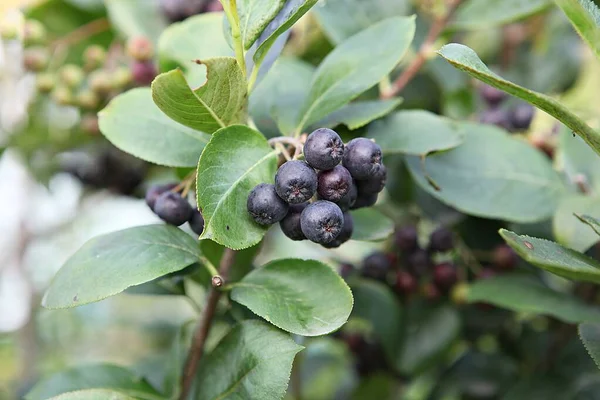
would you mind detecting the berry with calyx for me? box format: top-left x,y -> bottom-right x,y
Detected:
335,180 -> 357,211
480,84 -> 507,107
132,61 -> 158,86
36,72 -> 55,93
343,138 -> 383,180
76,89 -> 100,110
23,20 -> 46,46
247,183 -> 289,225
395,226 -> 418,252
304,128 -> 345,170
80,114 -> 100,135
154,191 -> 193,226
396,270 -> 417,295
361,252 -> 391,282
428,227 -> 454,253
323,212 -> 354,248
510,104 -> 534,130
479,108 -> 512,130
356,165 -> 387,194
188,209 -> 205,235
433,262 -> 458,291
280,202 -> 308,241
407,248 -> 430,276
145,183 -> 177,210
83,45 -> 106,70
351,191 -> 377,209
59,64 -> 85,89
89,70 -> 113,94
300,200 -> 343,244
127,36 -> 154,62
317,165 -> 352,202
23,47 -> 49,72
275,160 -> 317,204
51,85 -> 74,106
493,244 -> 518,270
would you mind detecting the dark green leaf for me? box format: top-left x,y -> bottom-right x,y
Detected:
467,274 -> 600,323
151,58 -> 247,133
237,0 -> 286,50
312,99 -> 401,131
555,0 -> 600,60
500,228 -> 600,284
231,259 -> 353,336
43,225 -> 201,309
25,364 -> 161,400
553,195 -> 600,252
451,0 -> 551,31
368,110 -> 465,156
580,323 -> 600,369
296,16 -> 416,131
193,320 -> 303,399
351,374 -> 396,400
301,338 -> 354,400
99,88 -> 209,167
47,389 -> 136,400
350,208 -> 395,242
196,125 -> 278,250
104,0 -> 167,44
406,123 -> 564,223
438,43 -> 600,156
577,214 -> 600,237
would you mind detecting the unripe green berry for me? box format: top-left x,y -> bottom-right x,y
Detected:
51,85 -> 74,106
126,36 -> 154,62
88,69 -> 113,94
112,66 -> 132,89
76,89 -> 100,110
451,282 -> 469,305
23,47 -> 49,72
83,45 -> 106,70
59,64 -> 85,89
23,20 -> 46,46
36,72 -> 55,93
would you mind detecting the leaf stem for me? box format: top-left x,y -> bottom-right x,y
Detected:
179,248 -> 237,400
380,0 -> 462,99
223,0 -> 247,78
247,65 -> 260,92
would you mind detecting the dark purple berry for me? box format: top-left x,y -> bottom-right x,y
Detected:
322,212 -> 354,248
356,165 -> 387,195
493,244 -> 518,270
361,252 -> 391,282
428,227 -> 453,253
433,262 -> 458,291
160,0 -> 207,22
479,108 -> 512,130
132,61 -> 157,86
510,104 -> 534,130
279,202 -> 308,241
407,248 -> 430,276
335,180 -> 357,211
339,263 -> 355,279
351,192 -> 377,209
145,183 -> 177,210
189,208 -> 205,235
480,84 -> 507,107
304,128 -> 344,170
247,183 -> 289,225
275,160 -> 317,204
154,191 -> 193,226
317,165 -> 352,202
300,200 -> 343,244
342,138 -> 383,180
395,226 -> 418,252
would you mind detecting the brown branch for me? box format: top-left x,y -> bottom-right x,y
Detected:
380,0 -> 462,100
51,18 -> 110,48
179,248 -> 236,400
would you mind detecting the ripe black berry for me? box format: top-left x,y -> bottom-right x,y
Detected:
154,191 -> 193,226
361,252 -> 391,282
428,227 -> 454,253
335,180 -> 357,211
317,165 -> 352,202
480,84 -> 507,107
145,183 -> 177,210
280,202 -> 308,241
493,244 -> 518,270
510,104 -> 534,130
189,208 -> 205,235
304,128 -> 344,170
275,160 -> 317,204
342,138 -> 383,180
395,226 -> 418,252
351,192 -> 377,209
300,200 -> 343,244
479,108 -> 512,130
356,165 -> 387,195
247,183 -> 289,225
433,262 -> 458,291
323,212 -> 354,248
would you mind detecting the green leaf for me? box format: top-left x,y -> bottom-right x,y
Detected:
555,0 -> 600,60
438,43 -> 600,156
351,279 -> 402,362
25,364 -> 161,400
311,99 -> 401,131
558,128 -> 600,194
500,228 -> 600,284
580,323 -> 600,369
451,0 -> 551,31
466,274 -> 600,324
47,389 -> 136,400
151,58 -> 247,133
406,123 -> 564,223
350,208 -> 395,242
42,225 -> 201,309
231,259 -> 353,336
296,16 -> 416,132
301,338 -> 354,400
99,88 -> 209,167
193,320 -> 303,400
577,214 -> 600,236
313,0 -> 410,43
104,0 -> 167,44
553,195 -> 600,252
197,125 -> 278,250
368,110 -> 466,156
237,0 -> 286,50
397,305 -> 460,375
253,0 -> 319,67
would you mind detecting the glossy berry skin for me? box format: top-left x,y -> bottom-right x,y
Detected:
189,209 -> 205,235
356,165 -> 387,195
361,252 -> 391,282
396,270 -> 417,295
304,128 -> 345,170
433,262 -> 458,291
280,203 -> 308,241
275,160 -> 317,204
479,108 -> 512,130
154,191 -> 193,226
342,138 -> 383,180
395,226 -> 418,252
132,61 -> 158,86
429,227 -> 454,253
480,84 -> 507,107
323,212 -> 354,248
247,183 -> 289,225
335,180 -> 357,211
351,192 -> 377,209
510,104 -> 534,130
145,183 -> 177,210
300,200 -> 343,244
493,244 -> 518,270
317,165 -> 352,202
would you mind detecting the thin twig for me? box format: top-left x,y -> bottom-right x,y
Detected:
51,18 -> 110,48
179,248 -> 236,400
380,0 -> 462,100
268,136 -> 304,158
